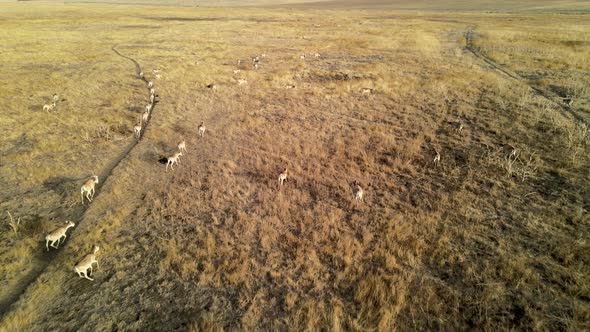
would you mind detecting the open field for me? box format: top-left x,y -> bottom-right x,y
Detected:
0,3 -> 589,331
4,0 -> 590,10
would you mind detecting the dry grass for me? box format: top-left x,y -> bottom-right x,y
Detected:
0,3 -> 589,331
470,14 -> 590,122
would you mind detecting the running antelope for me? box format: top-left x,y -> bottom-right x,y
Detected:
433,149 -> 441,166
150,88 -> 155,96
139,71 -> 144,78
206,83 -> 216,91
134,123 -> 142,139
178,139 -> 187,153
52,93 -> 59,103
314,53 -> 320,58
146,104 -> 152,113
233,69 -> 241,75
155,74 -> 161,79
285,85 -> 296,89
150,94 -> 155,103
198,121 -> 206,137
504,144 -> 517,158
142,111 -> 149,124
43,102 -> 56,113
45,221 -> 75,251
252,56 -> 260,63
360,88 -> 374,95
166,151 -> 182,172
253,63 -> 259,70
74,246 -> 100,281
81,175 -> 99,203
237,78 -> 248,85
449,121 -> 464,134
278,168 -> 288,186
300,54 -> 306,60
148,81 -> 153,88
352,181 -> 364,202
509,147 -> 517,158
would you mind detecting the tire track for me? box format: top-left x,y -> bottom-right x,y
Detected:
464,25 -> 587,125
0,45 -> 156,319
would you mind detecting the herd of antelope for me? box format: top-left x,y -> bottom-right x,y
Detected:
232,53 -> 375,202
228,52 -> 324,91
41,68 -> 164,281
232,52 -> 457,202
37,50 -> 477,282
41,68 -> 211,281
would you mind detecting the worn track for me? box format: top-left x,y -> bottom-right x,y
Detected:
0,45 -> 156,319
464,25 -> 586,125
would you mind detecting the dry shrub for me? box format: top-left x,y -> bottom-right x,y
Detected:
353,275 -> 397,330
563,79 -> 589,99
392,136 -> 424,166
545,109 -> 589,167
188,313 -> 223,332
563,122 -> 589,165
482,146 -> 539,182
82,123 -> 126,143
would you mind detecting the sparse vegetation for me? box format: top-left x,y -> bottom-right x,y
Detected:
0,2 -> 588,331
6,212 -> 21,235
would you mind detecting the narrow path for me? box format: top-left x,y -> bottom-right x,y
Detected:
0,45 -> 156,319
464,25 -> 587,125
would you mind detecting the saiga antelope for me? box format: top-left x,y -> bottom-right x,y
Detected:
166,151 -> 182,172
433,149 -> 441,166
178,139 -> 187,153
134,123 -> 142,139
81,175 -> 99,203
43,102 -> 56,112
360,88 -> 374,95
198,121 -> 206,137
352,181 -> 364,202
74,246 -> 100,281
278,168 -> 288,186
45,221 -> 75,251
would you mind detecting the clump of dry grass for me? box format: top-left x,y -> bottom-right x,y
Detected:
6,212 -> 21,235
482,146 -> 539,182
82,123 -> 127,143
563,122 -> 589,164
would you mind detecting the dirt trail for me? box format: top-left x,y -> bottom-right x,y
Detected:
464,25 -> 587,125
0,45 -> 155,319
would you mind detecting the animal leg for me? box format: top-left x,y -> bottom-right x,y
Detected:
83,271 -> 93,281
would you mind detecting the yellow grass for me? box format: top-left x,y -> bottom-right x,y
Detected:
0,3 -> 588,331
